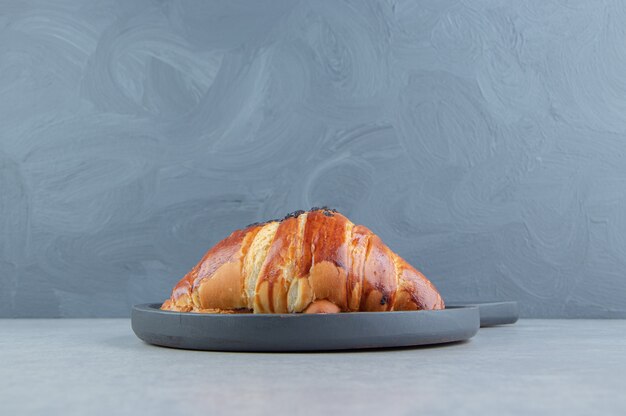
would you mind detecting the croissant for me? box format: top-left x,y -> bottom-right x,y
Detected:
161,207 -> 445,314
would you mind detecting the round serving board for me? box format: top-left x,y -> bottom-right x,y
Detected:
131,303 -> 480,352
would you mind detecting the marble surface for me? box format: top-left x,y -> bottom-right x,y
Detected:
3,1 -> 626,318
1,319 -> 624,415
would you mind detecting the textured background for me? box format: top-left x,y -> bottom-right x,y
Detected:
1,0 -> 625,318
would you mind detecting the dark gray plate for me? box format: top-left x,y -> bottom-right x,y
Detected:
445,301 -> 519,327
131,303 -> 480,352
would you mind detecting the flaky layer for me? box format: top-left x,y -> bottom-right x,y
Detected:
161,208 -> 444,313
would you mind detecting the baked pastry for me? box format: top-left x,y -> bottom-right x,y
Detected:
161,207 -> 444,314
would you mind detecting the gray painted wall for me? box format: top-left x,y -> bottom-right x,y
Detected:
1,0 -> 625,318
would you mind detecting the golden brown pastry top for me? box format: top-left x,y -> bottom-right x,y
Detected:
161,207 -> 444,313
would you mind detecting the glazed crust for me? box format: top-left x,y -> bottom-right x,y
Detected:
161,208 -> 445,313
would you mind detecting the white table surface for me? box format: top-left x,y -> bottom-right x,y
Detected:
1,319 -> 624,415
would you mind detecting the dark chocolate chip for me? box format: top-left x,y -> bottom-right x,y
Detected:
283,209 -> 305,220
246,207 -> 339,230
310,205 -> 338,213
380,293 -> 388,305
